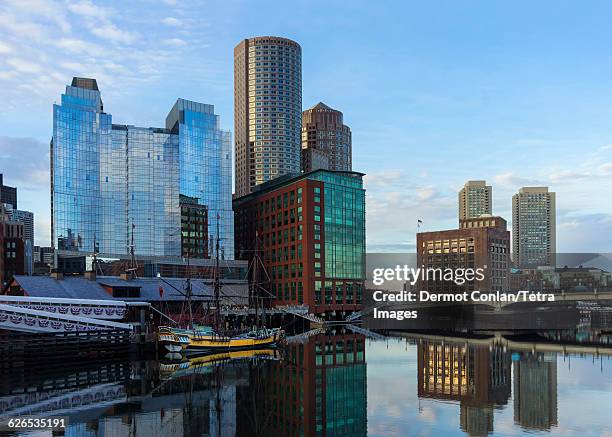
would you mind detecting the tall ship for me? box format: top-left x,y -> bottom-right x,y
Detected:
158,221 -> 283,353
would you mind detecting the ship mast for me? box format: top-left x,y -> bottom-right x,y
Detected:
253,230 -> 259,332
186,254 -> 193,330
213,214 -> 221,333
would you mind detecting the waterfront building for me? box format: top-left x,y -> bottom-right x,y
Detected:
0,205 -> 25,286
51,78 -> 233,260
458,180 -> 492,221
234,36 -> 302,196
512,187 -> 556,268
301,102 -> 352,172
0,174 -> 17,209
6,207 -> 34,275
513,354 -> 558,430
417,218 -> 511,293
234,169 -> 366,315
5,273 -> 249,323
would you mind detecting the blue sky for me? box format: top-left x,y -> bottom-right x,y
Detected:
0,0 -> 611,251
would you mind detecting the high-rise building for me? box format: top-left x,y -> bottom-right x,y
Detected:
234,169 -> 366,315
512,187 -> 556,268
52,78 -> 233,260
301,102 -> 352,172
234,36 -> 302,196
458,180 -> 492,221
0,174 -> 17,209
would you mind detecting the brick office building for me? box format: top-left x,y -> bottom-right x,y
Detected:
417,216 -> 511,293
234,169 -> 365,316
1,205 -> 25,287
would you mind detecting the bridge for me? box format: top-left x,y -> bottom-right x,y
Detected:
0,296 -> 133,333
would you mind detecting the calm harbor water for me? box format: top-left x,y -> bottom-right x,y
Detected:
1,330 -> 612,436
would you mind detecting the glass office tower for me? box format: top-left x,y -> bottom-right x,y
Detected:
52,78 -> 234,259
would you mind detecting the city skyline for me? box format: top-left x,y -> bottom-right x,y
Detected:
1,1 -> 611,252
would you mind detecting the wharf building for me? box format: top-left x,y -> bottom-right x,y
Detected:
234,169 -> 366,316
417,215 -> 511,293
51,77 -> 234,263
512,187 -> 556,268
234,36 -> 302,197
301,102 -> 352,172
458,180 -> 492,222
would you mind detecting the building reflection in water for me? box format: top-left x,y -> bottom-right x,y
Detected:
417,338 -> 559,436
513,353 -> 558,430
0,332 -> 368,437
236,332 -> 367,437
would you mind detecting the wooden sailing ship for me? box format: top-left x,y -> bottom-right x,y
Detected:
158,219 -> 283,353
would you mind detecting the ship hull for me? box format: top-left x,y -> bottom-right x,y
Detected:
158,327 -> 284,353
186,332 -> 283,351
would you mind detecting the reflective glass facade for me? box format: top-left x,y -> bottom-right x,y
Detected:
309,171 -> 365,281
171,99 -> 234,259
52,79 -> 233,259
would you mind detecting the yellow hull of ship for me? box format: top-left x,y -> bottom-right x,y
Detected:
187,333 -> 280,350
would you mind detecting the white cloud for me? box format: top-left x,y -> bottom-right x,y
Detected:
416,186 -> 437,201
548,169 -> 590,182
162,17 -> 182,26
0,12 -> 48,40
60,61 -> 88,72
0,41 -> 13,54
4,0 -> 71,33
493,171 -> 543,188
56,38 -> 103,54
164,38 -> 187,47
599,163 -> 612,174
363,170 -> 403,188
67,0 -> 109,19
6,58 -> 42,74
90,22 -> 137,44
66,0 -> 137,45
